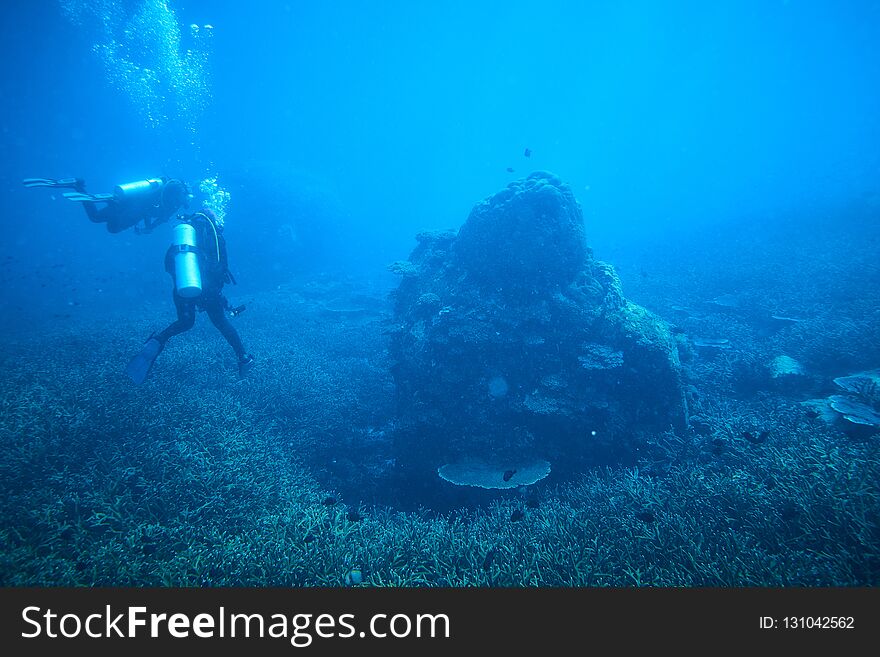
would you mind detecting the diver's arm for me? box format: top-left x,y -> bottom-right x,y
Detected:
219,238 -> 237,284
140,211 -> 174,234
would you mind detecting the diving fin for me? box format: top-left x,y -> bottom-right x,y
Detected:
22,177 -> 83,189
63,191 -> 114,203
125,337 -> 163,385
238,354 -> 255,377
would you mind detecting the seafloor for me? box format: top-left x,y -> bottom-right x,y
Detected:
0,210 -> 877,586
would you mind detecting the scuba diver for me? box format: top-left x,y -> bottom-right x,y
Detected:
22,176 -> 190,233
125,208 -> 255,384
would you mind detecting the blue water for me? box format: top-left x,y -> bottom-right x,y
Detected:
0,0 -> 878,586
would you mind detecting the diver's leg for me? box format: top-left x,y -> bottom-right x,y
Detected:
74,180 -> 107,223
205,295 -> 246,360
78,192 -> 128,229
82,201 -> 102,223
155,294 -> 197,344
82,200 -> 121,225
106,214 -> 131,233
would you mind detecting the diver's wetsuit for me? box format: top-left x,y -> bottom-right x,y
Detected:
155,215 -> 246,360
81,179 -> 182,233
156,291 -> 245,359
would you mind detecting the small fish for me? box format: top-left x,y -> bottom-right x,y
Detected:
345,568 -> 364,586
523,148 -> 531,157
635,510 -> 655,524
506,167 -> 515,173
481,546 -> 498,571
322,496 -> 337,506
503,469 -> 517,482
347,510 -> 362,522
525,495 -> 540,509
304,533 -> 316,543
804,409 -> 819,419
710,438 -> 724,455
510,509 -> 524,522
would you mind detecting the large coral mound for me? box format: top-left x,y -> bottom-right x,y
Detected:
453,172 -> 587,291
389,172 -> 687,482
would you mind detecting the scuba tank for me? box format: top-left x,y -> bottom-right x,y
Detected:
113,179 -> 163,203
171,222 -> 202,298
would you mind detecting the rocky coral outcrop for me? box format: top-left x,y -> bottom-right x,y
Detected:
388,172 -> 688,483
